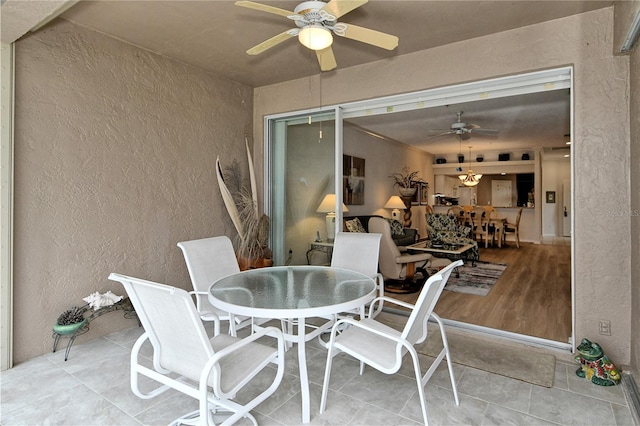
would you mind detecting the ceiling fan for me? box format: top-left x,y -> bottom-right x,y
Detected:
426,111 -> 500,141
235,0 -> 399,71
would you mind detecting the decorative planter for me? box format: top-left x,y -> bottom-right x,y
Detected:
398,187 -> 417,197
237,255 -> 273,271
53,319 -> 87,335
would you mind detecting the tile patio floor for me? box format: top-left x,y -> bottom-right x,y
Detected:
1,315 -> 636,426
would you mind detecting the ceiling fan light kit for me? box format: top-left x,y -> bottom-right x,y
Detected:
298,24 -> 333,50
458,146 -> 483,187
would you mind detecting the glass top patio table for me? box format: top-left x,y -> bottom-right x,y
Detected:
209,265 -> 376,424
209,265 -> 376,318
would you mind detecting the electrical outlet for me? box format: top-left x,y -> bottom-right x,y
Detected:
598,320 -> 611,336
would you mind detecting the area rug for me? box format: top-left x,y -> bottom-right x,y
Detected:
416,331 -> 556,388
436,260 -> 507,296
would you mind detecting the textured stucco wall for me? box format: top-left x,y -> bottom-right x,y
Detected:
13,19 -> 252,362
629,34 -> 640,376
255,8 -> 633,362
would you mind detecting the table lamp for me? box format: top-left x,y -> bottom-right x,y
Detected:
316,194 -> 348,242
384,195 -> 407,220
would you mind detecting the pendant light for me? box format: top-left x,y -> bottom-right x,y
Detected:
458,146 -> 482,187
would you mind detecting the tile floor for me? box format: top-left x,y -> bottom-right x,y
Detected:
1,315 -> 636,426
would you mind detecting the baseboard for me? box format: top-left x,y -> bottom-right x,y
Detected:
622,372 -> 640,426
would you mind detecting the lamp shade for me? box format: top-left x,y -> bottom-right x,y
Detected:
384,196 -> 407,210
298,25 -> 333,50
316,194 -> 348,213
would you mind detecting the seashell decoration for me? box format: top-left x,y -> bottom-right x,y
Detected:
83,291 -> 123,311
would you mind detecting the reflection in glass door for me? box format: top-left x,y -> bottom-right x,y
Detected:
268,110 -> 339,266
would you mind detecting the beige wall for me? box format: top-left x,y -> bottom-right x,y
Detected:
255,8 -> 634,363
629,22 -> 640,376
13,19 -> 253,362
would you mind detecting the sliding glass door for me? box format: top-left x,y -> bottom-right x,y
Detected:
267,109 -> 341,266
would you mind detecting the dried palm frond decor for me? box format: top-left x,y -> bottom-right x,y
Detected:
216,137 -> 272,270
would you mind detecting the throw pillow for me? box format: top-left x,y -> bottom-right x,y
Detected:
386,218 -> 405,236
345,218 -> 366,233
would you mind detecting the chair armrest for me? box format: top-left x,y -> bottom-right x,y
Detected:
202,326 -> 285,397
395,253 -> 432,264
368,296 -> 415,317
330,317 -> 413,352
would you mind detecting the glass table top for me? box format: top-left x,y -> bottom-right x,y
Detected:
209,265 -> 376,314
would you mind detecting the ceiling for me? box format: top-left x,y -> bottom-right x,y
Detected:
3,0 -> 612,156
345,88 -> 572,156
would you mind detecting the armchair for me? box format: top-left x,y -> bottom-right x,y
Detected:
319,260 -> 463,425
369,217 -> 436,293
425,213 -> 480,262
108,273 -> 285,426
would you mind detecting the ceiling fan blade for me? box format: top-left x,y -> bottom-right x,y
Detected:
425,131 -> 455,140
316,47 -> 337,71
336,23 -> 398,50
469,128 -> 500,136
235,1 -> 293,17
460,132 -> 471,141
247,30 -> 296,55
322,0 -> 368,19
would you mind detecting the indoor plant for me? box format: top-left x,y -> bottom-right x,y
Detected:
390,166 -> 427,197
216,137 -> 272,270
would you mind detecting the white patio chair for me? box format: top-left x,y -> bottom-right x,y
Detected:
177,236 -> 254,336
108,273 -> 285,426
319,259 -> 463,426
331,231 -> 384,317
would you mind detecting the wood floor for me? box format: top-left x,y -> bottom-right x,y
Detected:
393,241 -> 572,343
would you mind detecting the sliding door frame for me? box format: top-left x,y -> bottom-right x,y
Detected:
264,67 -> 574,352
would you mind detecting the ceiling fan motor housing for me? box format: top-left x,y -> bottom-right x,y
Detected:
293,1 -> 336,27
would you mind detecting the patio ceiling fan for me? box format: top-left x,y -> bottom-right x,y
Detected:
235,0 -> 399,71
426,111 -> 500,141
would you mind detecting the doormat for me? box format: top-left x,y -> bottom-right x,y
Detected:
416,331 -> 556,388
435,260 -> 507,296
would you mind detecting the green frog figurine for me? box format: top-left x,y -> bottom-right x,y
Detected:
575,338 -> 621,386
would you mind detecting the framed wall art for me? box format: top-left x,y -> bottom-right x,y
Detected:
343,155 -> 365,205
419,183 -> 429,206
546,191 -> 556,203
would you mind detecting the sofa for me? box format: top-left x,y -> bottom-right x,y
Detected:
343,215 -> 418,247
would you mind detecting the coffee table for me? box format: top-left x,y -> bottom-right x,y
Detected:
407,241 -> 477,276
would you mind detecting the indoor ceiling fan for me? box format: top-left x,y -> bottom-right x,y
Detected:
426,111 -> 500,141
235,0 -> 399,71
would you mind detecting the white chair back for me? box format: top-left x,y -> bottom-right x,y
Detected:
177,236 -> 240,294
110,273 -> 214,383
331,232 -> 382,278
402,259 -> 463,346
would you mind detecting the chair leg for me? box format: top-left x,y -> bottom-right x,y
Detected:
432,313 -> 460,405
319,347 -> 336,414
409,350 -> 430,425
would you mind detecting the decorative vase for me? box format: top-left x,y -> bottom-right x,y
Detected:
53,319 -> 87,335
398,187 -> 417,197
458,154 -> 464,163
